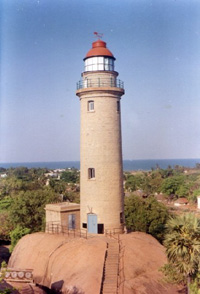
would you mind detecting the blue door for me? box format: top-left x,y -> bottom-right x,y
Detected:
87,214 -> 97,234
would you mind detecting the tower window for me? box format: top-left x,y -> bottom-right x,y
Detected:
88,168 -> 95,179
88,100 -> 94,111
117,101 -> 120,112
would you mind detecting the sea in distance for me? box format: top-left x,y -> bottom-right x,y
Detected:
0,159 -> 200,171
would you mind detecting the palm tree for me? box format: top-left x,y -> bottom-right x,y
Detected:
164,213 -> 200,294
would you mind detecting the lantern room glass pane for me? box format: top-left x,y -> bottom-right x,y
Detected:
88,58 -> 92,65
98,64 -> 104,70
93,64 -> 98,70
98,57 -> 103,63
93,57 -> 98,64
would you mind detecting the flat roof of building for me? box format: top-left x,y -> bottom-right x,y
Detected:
45,202 -> 80,212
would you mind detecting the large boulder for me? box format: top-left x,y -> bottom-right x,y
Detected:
8,232 -> 182,293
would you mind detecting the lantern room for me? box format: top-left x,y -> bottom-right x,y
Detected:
84,40 -> 115,72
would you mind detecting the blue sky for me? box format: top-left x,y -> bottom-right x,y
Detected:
1,0 -> 200,163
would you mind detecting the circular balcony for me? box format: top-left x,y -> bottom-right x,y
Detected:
76,78 -> 124,90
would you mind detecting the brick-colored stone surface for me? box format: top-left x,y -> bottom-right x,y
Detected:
76,70 -> 124,233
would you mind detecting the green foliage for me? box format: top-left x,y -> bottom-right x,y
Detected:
1,262 -> 7,269
189,276 -> 200,294
0,177 -> 24,199
0,167 -> 48,199
125,174 -> 145,192
125,168 -> 200,203
49,178 -> 80,203
49,179 -> 67,193
160,263 -> 184,284
189,189 -> 200,203
161,175 -> 189,197
124,195 -> 169,242
63,190 -> 80,203
0,197 -> 12,211
0,290 -> 12,294
147,171 -> 163,193
0,211 -> 13,241
0,261 -> 7,284
163,213 -> 200,292
61,169 -> 79,183
9,188 -> 61,232
9,226 -> 31,253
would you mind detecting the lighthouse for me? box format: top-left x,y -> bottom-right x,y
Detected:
76,36 -> 125,234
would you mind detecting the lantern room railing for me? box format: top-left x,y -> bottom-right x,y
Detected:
76,78 -> 124,90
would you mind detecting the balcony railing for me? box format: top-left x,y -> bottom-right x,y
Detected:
76,78 -> 124,90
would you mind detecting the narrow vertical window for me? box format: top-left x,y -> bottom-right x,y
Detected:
88,100 -> 94,111
117,101 -> 120,112
88,168 -> 95,179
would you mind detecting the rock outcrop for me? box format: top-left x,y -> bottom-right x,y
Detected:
8,232 -> 182,294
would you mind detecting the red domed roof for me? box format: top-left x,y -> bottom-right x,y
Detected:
84,40 -> 115,60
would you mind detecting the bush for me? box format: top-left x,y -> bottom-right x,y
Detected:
124,195 -> 169,242
9,226 -> 31,253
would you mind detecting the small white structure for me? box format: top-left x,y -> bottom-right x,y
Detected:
0,173 -> 7,178
197,196 -> 200,209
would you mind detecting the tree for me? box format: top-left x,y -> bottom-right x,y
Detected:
125,174 -> 145,192
163,213 -> 200,294
9,188 -> 61,232
124,195 -> 169,242
61,170 -> 79,183
161,175 -> 189,198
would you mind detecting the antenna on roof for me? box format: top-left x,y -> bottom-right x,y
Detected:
94,32 -> 103,40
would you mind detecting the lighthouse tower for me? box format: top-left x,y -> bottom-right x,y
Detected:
76,37 -> 125,234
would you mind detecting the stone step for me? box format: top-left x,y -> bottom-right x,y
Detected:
104,277 -> 118,281
105,268 -> 118,272
104,281 -> 117,285
104,274 -> 117,277
104,278 -> 117,282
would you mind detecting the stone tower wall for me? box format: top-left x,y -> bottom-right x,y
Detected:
77,70 -> 124,233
